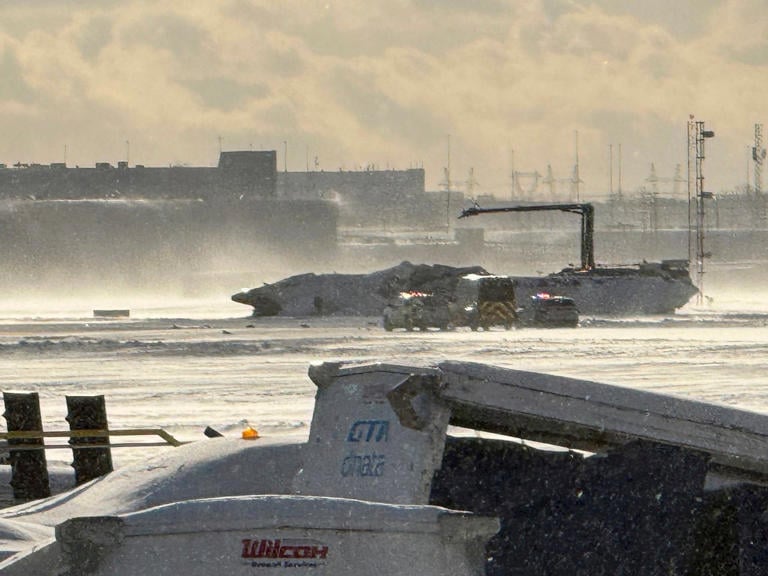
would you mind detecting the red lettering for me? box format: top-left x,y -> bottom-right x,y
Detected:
241,539 -> 329,560
242,539 -> 253,558
314,545 -> 329,559
264,539 -> 280,558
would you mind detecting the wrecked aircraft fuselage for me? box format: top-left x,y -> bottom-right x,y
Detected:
231,261 -> 488,317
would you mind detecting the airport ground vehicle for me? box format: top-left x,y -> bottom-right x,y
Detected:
382,275 -> 519,331
517,293 -> 579,328
383,275 -> 579,331
382,292 -> 457,331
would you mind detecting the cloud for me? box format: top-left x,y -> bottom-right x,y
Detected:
0,0 -> 764,194
119,11 -> 216,71
184,77 -> 269,111
585,0 -> 720,40
0,45 -> 34,102
76,15 -> 113,61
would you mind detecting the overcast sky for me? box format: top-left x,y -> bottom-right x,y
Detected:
0,0 -> 764,198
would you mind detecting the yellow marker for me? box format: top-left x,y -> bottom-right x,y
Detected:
241,426 -> 260,440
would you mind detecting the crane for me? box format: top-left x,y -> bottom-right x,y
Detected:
458,202 -> 595,271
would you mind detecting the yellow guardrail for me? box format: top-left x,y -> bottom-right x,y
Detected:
0,428 -> 187,450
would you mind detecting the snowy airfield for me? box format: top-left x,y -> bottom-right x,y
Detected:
0,291 -> 767,471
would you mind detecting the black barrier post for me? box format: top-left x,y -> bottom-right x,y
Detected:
3,392 -> 51,500
66,395 -> 114,485
204,426 -> 224,438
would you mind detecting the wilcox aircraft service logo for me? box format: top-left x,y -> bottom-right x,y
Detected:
241,538 -> 330,568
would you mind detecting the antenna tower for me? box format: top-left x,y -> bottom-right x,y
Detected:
440,135 -> 452,192
687,117 -> 715,305
647,162 -> 659,197
644,162 -> 659,233
609,144 -> 613,197
509,148 -> 516,200
753,123 -> 766,195
543,164 -> 556,198
543,164 -> 575,200
514,170 -> 541,199
645,163 -> 685,197
573,130 -> 582,201
509,149 -> 541,199
465,167 -> 478,197
673,164 -> 685,196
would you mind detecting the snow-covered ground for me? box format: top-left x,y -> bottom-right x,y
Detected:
0,292 -> 766,472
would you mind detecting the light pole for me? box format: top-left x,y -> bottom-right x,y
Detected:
688,118 -> 715,305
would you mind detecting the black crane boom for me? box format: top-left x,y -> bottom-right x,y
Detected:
458,202 -> 595,270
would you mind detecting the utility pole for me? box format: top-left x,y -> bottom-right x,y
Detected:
466,167 -> 478,197
510,148 -> 516,200
440,134 -> 453,204
444,134 -> 452,192
609,144 -> 613,197
574,130 -> 580,201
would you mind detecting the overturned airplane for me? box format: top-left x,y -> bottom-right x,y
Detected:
232,258 -> 696,319
231,261 -> 488,317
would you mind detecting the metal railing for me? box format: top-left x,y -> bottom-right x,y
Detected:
0,428 -> 186,450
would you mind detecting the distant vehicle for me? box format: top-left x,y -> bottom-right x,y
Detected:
382,292 -> 456,331
454,275 -> 518,330
517,293 -> 579,328
382,275 -> 519,331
